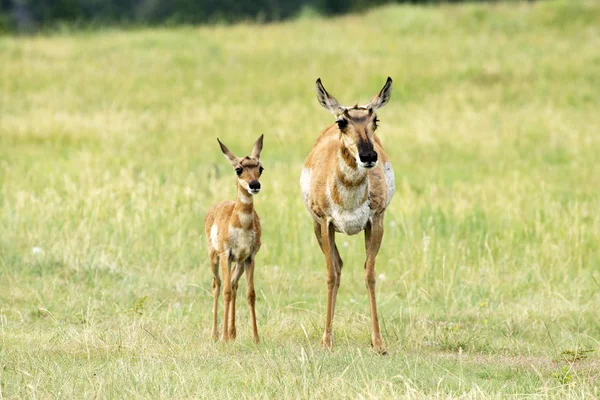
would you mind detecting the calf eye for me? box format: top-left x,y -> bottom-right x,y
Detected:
259,166 -> 264,174
235,167 -> 243,176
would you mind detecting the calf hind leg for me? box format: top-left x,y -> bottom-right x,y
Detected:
210,252 -> 221,342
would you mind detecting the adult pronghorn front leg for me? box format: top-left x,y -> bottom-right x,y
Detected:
314,220 -> 344,348
313,221 -> 343,274
319,219 -> 341,350
364,213 -> 386,354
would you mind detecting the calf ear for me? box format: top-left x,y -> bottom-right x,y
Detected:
217,138 -> 239,166
251,134 -> 264,160
365,77 -> 392,111
316,78 -> 346,116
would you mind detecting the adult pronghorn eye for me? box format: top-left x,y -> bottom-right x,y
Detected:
235,167 -> 243,176
336,118 -> 348,130
259,166 -> 264,174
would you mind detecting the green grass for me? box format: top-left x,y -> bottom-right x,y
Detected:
1,0 -> 600,397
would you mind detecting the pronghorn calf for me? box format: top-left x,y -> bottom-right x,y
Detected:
204,135 -> 264,343
300,78 -> 395,354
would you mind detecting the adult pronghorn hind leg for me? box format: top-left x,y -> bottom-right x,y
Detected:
364,214 -> 387,355
245,258 -> 260,343
319,219 -> 340,350
210,251 -> 221,342
229,263 -> 245,340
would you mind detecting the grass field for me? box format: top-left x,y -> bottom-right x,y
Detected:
1,0 -> 600,397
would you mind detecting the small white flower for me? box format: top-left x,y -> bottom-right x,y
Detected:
378,273 -> 386,281
343,242 -> 349,247
350,298 -> 358,304
32,247 -> 42,255
423,235 -> 431,253
389,221 -> 397,228
273,265 -> 279,272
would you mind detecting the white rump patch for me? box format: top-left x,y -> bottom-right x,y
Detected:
300,167 -> 312,204
383,162 -> 395,207
210,224 -> 219,251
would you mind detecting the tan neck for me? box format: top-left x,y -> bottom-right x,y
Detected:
232,183 -> 255,229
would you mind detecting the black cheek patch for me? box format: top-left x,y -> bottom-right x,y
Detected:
336,119 -> 348,130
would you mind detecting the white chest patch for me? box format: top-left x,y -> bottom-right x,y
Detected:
238,212 -> 253,227
383,162 -> 395,207
227,226 -> 256,262
327,180 -> 372,235
210,224 -> 219,251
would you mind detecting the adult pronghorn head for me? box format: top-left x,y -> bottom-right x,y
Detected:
316,77 -> 392,169
217,134 -> 264,195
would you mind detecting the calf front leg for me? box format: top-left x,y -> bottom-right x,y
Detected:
220,253 -> 233,343
245,257 -> 260,344
229,263 -> 245,340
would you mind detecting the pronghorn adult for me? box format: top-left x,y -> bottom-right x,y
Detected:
204,134 -> 264,344
300,78 -> 395,354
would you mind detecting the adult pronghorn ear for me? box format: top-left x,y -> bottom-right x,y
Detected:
365,77 -> 393,111
316,78 -> 346,116
217,138 -> 239,166
250,134 -> 264,160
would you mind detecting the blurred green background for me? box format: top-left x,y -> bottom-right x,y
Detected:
3,0 -> 527,32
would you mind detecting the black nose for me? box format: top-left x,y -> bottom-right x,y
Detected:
359,150 -> 378,164
249,181 -> 261,190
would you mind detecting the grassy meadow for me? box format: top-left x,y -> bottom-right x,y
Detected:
1,0 -> 600,397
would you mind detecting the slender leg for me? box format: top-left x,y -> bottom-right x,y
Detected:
314,220 -> 343,273
210,252 -> 221,342
320,219 -> 338,350
330,241 -> 343,330
313,220 -> 324,252
229,263 -> 245,340
245,257 -> 260,343
328,233 -> 343,335
220,252 -> 232,342
364,214 -> 386,354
